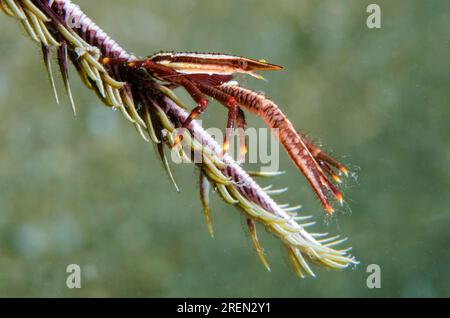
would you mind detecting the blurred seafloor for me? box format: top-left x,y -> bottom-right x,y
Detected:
0,0 -> 449,297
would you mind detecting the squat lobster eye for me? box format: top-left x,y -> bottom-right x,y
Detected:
238,59 -> 248,69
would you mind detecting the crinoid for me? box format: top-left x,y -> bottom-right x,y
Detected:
0,0 -> 358,278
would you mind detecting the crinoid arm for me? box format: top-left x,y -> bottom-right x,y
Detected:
1,0 -> 358,278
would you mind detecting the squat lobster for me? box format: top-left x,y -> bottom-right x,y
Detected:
101,53 -> 281,157
102,51 -> 348,214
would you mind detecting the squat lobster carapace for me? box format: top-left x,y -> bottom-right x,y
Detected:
149,51 -> 283,80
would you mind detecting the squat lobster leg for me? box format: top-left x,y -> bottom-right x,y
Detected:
236,109 -> 247,162
223,103 -> 238,156
140,60 -> 210,131
299,133 -> 349,183
171,91 -> 208,147
219,84 -> 347,214
198,83 -> 239,156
